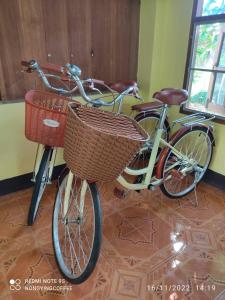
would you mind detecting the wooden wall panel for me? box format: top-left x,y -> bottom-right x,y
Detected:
0,0 -> 140,100
128,0 -> 140,79
112,0 -> 140,81
111,0 -> 131,81
91,0 -> 115,82
42,0 -> 69,65
91,0 -> 140,83
18,0 -> 46,91
0,0 -> 25,99
67,0 -> 92,77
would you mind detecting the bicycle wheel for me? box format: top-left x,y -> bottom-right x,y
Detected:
135,111 -> 170,143
52,173 -> 102,284
159,126 -> 214,198
27,147 -> 53,225
130,112 -> 170,173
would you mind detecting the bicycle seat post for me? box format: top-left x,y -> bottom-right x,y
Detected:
159,104 -> 168,129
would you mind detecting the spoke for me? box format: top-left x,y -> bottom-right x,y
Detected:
173,179 -> 180,193
68,228 -> 75,273
189,133 -> 200,158
185,138 -> 190,156
81,226 -> 92,251
192,140 -> 203,162
78,225 -> 81,266
163,131 -> 210,196
177,140 -> 185,157
63,180 -> 82,220
77,225 -> 88,266
71,211 -> 91,262
68,223 -> 88,267
194,134 -> 208,166
66,225 -> 82,273
192,133 -> 206,162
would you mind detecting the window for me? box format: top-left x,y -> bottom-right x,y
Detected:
183,0 -> 225,120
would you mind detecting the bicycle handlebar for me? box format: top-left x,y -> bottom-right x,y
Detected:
21,59 -> 141,107
21,60 -> 33,67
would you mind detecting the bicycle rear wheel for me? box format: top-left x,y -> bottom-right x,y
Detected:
159,126 -> 214,198
52,173 -> 102,284
135,111 -> 170,143
129,112 -> 169,174
28,147 -> 53,225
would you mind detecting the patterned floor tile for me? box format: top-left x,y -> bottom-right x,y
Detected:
0,181 -> 225,299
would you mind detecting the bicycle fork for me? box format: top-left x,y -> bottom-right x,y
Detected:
32,144 -> 57,183
63,171 -> 86,220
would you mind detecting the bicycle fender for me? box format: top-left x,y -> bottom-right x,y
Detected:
155,124 -> 215,179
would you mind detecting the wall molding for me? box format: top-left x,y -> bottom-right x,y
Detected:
203,169 -> 225,191
0,164 -> 66,196
0,166 -> 224,197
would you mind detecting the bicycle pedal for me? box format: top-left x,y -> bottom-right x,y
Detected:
148,184 -> 156,191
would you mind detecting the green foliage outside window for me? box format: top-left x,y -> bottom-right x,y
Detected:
190,1 -> 225,105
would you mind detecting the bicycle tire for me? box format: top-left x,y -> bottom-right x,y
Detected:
129,111 -> 170,185
159,126 -> 214,198
27,147 -> 53,225
135,111 -> 170,141
52,174 -> 102,284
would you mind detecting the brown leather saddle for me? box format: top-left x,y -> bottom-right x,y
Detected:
108,82 -> 188,112
132,88 -> 188,112
108,80 -> 137,93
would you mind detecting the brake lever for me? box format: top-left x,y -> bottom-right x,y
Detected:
134,93 -> 143,101
91,87 -> 103,95
132,86 -> 143,101
84,78 -> 104,95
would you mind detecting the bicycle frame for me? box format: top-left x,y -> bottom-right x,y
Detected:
117,136 -> 195,191
62,104 -> 198,215
63,173 -> 87,219
32,145 -> 57,184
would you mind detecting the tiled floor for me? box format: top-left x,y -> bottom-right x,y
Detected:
0,181 -> 225,300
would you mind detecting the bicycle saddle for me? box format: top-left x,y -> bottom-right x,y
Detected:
153,88 -> 188,105
132,101 -> 164,112
108,80 -> 137,93
131,88 -> 188,111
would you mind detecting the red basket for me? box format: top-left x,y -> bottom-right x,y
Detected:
25,90 -> 80,147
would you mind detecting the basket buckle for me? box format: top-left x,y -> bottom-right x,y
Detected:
43,119 -> 60,128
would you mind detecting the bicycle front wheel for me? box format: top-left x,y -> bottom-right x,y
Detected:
160,126 -> 214,198
28,147 -> 53,225
52,173 -> 102,284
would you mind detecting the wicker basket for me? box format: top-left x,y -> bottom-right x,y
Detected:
64,103 -> 149,182
25,90 -> 80,147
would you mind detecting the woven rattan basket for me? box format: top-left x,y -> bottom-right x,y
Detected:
25,90 -> 80,147
64,103 -> 149,182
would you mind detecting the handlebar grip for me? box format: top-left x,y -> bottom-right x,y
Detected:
40,63 -> 70,81
40,63 -> 63,74
21,59 -> 36,67
91,79 -> 105,85
21,60 -> 30,67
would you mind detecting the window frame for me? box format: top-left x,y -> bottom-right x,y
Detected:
181,0 -> 225,124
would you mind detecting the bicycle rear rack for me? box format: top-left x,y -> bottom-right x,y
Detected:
173,113 -> 215,127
